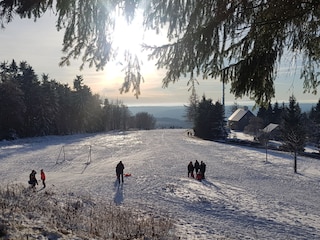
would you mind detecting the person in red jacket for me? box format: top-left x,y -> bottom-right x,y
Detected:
40,169 -> 46,188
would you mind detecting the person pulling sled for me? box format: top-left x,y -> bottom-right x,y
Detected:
28,170 -> 38,190
116,161 -> 125,184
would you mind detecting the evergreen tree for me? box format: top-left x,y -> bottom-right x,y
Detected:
280,95 -> 306,173
86,93 -> 104,133
71,76 -> 92,132
271,102 -> 283,124
211,101 -> 227,140
244,117 -> 265,137
16,62 -> 42,137
257,103 -> 273,127
55,83 -> 73,135
309,99 -> 320,124
194,96 -> 226,140
0,80 -> 25,139
309,99 -> 320,150
185,78 -> 199,124
38,74 -> 60,135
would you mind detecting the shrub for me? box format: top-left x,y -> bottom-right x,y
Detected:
0,184 -> 177,239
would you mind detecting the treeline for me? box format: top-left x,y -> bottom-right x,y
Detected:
0,60 -> 156,140
186,94 -> 320,173
245,97 -> 320,147
246,96 -> 320,173
187,93 -> 320,150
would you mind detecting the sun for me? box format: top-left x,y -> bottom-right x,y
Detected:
112,14 -> 145,57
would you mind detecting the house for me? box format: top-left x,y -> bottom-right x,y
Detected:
262,123 -> 280,140
228,107 -> 255,131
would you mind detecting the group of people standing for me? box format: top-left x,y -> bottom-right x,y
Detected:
29,169 -> 46,190
188,160 -> 206,181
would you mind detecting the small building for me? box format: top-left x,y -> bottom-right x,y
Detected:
228,108 -> 255,131
262,123 -> 280,140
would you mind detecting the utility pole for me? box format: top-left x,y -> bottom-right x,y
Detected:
222,78 -> 225,108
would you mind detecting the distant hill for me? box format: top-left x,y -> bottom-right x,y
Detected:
128,102 -> 317,129
128,106 -> 187,120
156,117 -> 192,129
128,106 -> 191,129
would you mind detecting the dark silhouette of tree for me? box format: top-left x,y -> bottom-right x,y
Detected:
135,112 -> 156,130
110,101 -> 122,130
257,103 -> 273,127
0,80 -> 25,139
244,117 -> 265,137
102,99 -> 131,131
1,1 -> 320,105
309,99 -> 320,124
71,75 -> 97,133
185,78 -> 199,124
308,99 -> 320,151
211,101 -> 227,140
194,96 -> 226,140
16,62 -> 42,137
35,74 -> 63,135
119,103 -> 131,130
257,102 -> 284,128
271,102 -> 284,124
280,95 -> 306,173
55,83 -> 73,135
102,99 -> 113,131
85,93 -> 104,133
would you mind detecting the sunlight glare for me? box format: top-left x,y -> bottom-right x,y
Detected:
113,14 -> 145,58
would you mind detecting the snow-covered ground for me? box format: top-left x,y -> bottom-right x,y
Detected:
1,129 -> 320,239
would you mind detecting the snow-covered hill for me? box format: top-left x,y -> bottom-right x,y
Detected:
1,129 -> 320,239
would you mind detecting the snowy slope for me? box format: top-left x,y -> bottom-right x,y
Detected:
1,129 -> 320,239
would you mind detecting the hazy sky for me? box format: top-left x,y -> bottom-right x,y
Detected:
0,11 -> 319,107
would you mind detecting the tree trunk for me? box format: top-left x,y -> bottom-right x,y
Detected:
294,150 -> 297,173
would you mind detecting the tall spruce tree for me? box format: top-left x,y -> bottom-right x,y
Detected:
280,95 -> 306,173
194,96 -> 226,140
185,78 -> 199,124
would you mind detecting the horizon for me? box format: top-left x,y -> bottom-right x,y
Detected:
127,101 -> 319,108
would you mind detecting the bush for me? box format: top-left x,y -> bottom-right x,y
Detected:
0,184 -> 177,239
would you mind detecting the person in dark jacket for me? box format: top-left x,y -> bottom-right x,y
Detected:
187,161 -> 194,178
29,170 -> 38,189
200,161 -> 206,179
116,161 -> 125,184
194,160 -> 200,174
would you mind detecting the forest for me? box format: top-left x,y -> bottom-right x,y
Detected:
0,60 -> 156,140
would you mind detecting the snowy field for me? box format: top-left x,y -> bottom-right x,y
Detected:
1,129 -> 320,239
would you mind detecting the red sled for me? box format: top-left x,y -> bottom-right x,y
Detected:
124,173 -> 131,177
196,173 -> 202,181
